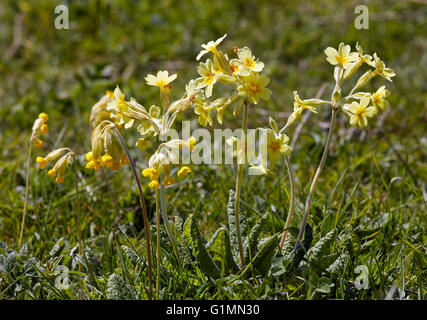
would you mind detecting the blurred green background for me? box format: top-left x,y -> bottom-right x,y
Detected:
0,0 -> 426,298
1,0 -> 426,231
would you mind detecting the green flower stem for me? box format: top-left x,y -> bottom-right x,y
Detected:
155,188 -> 161,300
295,108 -> 337,248
279,155 -> 295,250
113,125 -> 153,299
73,158 -> 82,258
159,183 -> 181,262
18,142 -> 32,250
234,100 -> 248,269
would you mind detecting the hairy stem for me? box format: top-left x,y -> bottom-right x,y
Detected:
18,142 -> 32,250
295,108 -> 337,248
155,188 -> 161,300
73,159 -> 82,257
234,100 -> 248,269
160,183 -> 181,262
113,125 -> 153,299
279,155 -> 295,250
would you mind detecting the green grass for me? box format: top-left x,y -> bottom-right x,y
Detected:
0,0 -> 426,300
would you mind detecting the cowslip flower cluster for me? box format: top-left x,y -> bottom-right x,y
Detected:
192,34 -> 272,126
85,121 -> 128,171
286,42 -> 395,129
30,113 -> 49,148
36,148 -> 75,183
142,137 -> 196,189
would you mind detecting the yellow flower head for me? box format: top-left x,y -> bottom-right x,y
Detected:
231,47 -> 264,76
142,167 -> 160,181
36,157 -> 48,169
31,113 -> 49,148
145,70 -> 177,88
194,102 -> 214,127
196,34 -> 227,61
38,113 -> 49,122
48,169 -> 57,177
372,53 -> 396,82
177,166 -> 192,179
343,97 -> 376,128
237,71 -> 272,104
86,121 -> 127,172
36,148 -> 69,169
371,86 -> 390,111
195,59 -> 217,98
148,180 -> 160,189
85,160 -> 100,171
38,148 -> 74,183
324,43 -> 359,69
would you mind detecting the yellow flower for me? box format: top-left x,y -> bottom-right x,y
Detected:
36,148 -> 69,169
40,149 -> 74,184
194,103 -> 214,126
177,166 -> 192,179
196,34 -> 227,61
85,151 -> 93,162
38,113 -> 49,122
293,91 -> 326,113
162,175 -> 175,186
148,180 -> 160,189
237,71 -> 272,104
195,59 -> 218,98
343,97 -> 376,128
85,160 -> 100,171
145,70 -> 177,87
372,53 -> 396,82
231,47 -> 264,76
41,124 -> 48,134
142,167 -> 160,181
101,154 -> 114,168
36,157 -> 48,169
48,169 -> 57,177
31,113 -> 49,148
371,86 -> 390,111
324,43 -> 358,69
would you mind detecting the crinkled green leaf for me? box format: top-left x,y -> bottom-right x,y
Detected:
206,227 -> 239,273
184,214 -> 221,279
227,189 -> 248,263
308,228 -> 337,267
326,253 -> 350,275
249,211 -> 270,255
252,235 -> 278,277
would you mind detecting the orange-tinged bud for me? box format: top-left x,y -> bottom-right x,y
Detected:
48,169 -> 57,177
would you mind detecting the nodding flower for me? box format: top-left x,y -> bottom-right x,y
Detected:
85,121 -> 128,172
31,113 -> 49,148
36,148 -> 75,183
141,138 -> 197,189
